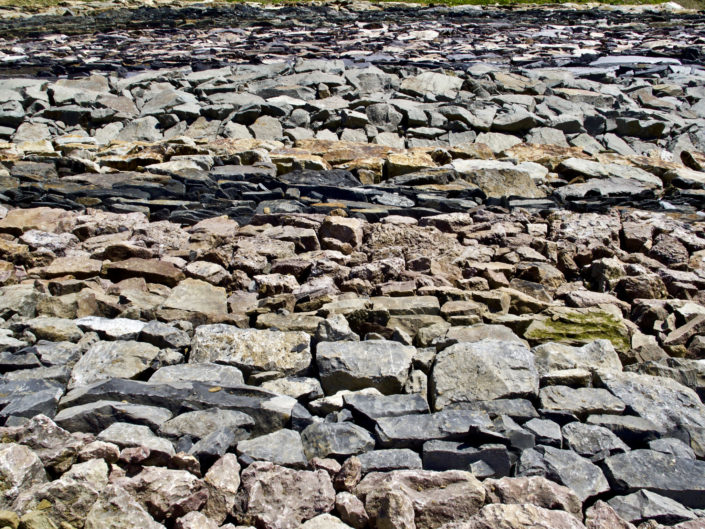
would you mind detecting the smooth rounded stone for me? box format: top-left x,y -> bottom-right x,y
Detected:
159,409 -> 254,440
54,400 -> 173,433
532,339 -> 622,376
98,422 -> 175,456
539,386 -> 625,418
149,363 -> 244,387
140,321 -> 191,349
603,449 -> 705,509
190,324 -> 311,376
524,419 -> 562,447
23,317 -> 83,342
483,476 -> 582,517
649,438 -> 696,459
68,340 -> 161,390
316,340 -> 414,396
458,503 -> 587,529
374,410 -> 494,449
354,469 -> 485,529
596,371 -> 705,457
260,377 -> 324,401
422,441 -> 511,478
0,443 -> 47,508
561,422 -> 629,460
74,316 -> 147,341
430,339 -> 539,411
343,393 -> 429,428
301,422 -> 375,461
356,449 -> 422,473
236,429 -> 307,468
608,490 -> 696,525
85,483 -> 166,529
541,446 -> 610,502
234,461 -> 336,529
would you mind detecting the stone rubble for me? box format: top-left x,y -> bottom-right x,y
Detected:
0,0 -> 704,528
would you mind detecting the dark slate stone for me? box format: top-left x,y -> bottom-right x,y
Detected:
0,351 -> 41,371
516,447 -> 547,478
523,418 -> 562,448
54,400 -> 173,433
343,393 -> 429,429
608,490 -> 696,525
603,449 -> 705,508
357,449 -> 423,473
586,414 -> 665,446
649,438 -> 696,459
448,399 -> 538,422
58,378 -> 296,435
301,421 -> 375,461
540,446 -> 610,502
0,386 -> 64,421
493,415 -> 535,450
561,421 -> 629,461
374,410 -> 495,449
140,320 -> 191,349
422,440 -> 511,477
278,169 -> 360,188
189,427 -> 238,469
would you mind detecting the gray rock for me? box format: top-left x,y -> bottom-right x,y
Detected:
587,414 -> 664,445
422,441 -> 510,477
140,321 -> 191,349
344,393 -> 428,428
85,484 -> 165,529
608,489 -> 696,525
149,363 -> 245,387
533,339 -> 622,376
561,422 -> 629,460
557,158 -> 662,187
430,339 -> 539,411
98,422 -> 175,456
261,377 -> 324,401
357,449 -> 423,473
0,443 -> 47,509
374,410 -> 494,449
159,409 -> 254,440
68,340 -> 161,390
541,446 -> 610,502
316,340 -> 415,395
524,419 -> 563,448
452,159 -> 544,199
237,429 -> 307,468
301,422 -> 375,461
54,400 -> 173,433
539,386 -> 625,419
75,316 -> 147,340
649,438 -> 696,459
603,449 -> 705,508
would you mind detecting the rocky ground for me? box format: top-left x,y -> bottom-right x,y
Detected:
1,1 -> 705,529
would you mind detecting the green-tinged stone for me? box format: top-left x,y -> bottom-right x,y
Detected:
523,307 -> 631,352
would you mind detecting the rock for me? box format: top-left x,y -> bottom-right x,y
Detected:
174,512 -> 220,529
190,324 -> 311,376
541,446 -> 610,502
299,514 -> 355,529
316,340 -> 414,395
237,429 -> 307,467
202,453 -> 241,523
422,441 -> 511,477
84,484 -> 166,529
0,444 -> 47,508
161,278 -> 228,317
122,466 -> 208,521
533,339 -> 622,376
140,321 -> 191,349
54,400 -> 173,433
556,158 -> 662,187
301,422 -> 375,461
354,469 -> 485,529
608,490 -> 696,525
430,339 -> 538,411
335,492 -> 369,529
585,501 -> 637,529
23,317 -> 83,342
159,409 -> 254,440
343,393 -> 428,428
68,340 -> 161,389
104,258 -> 185,287
98,422 -> 175,456
483,476 -> 582,516
458,503 -> 587,529
357,449 -> 422,473
234,462 -> 336,529
524,418 -> 562,447
452,159 -> 544,198
561,422 -> 629,460
374,409 -> 494,449
400,72 -> 463,99
149,363 -> 244,386
539,386 -> 625,418
602,449 -> 705,508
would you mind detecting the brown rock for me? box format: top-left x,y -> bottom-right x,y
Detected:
458,503 -> 587,529
0,207 -> 75,236
320,217 -> 364,249
585,500 -> 637,529
354,469 -> 485,529
39,256 -> 103,279
234,462 -> 336,529
335,492 -> 369,529
203,454 -> 241,524
483,476 -> 582,517
104,258 -> 184,287
334,456 -> 362,492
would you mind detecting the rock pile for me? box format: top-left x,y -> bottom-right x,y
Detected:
0,1 -> 705,528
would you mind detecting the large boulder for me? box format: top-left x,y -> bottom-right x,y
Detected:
354,469 -> 485,529
190,324 -> 312,376
430,339 -> 539,411
234,461 -> 336,529
316,340 -> 414,395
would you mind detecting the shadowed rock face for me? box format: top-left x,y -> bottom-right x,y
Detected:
0,1 -> 704,528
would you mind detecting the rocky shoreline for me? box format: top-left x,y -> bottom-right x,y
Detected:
1,1 -> 705,529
